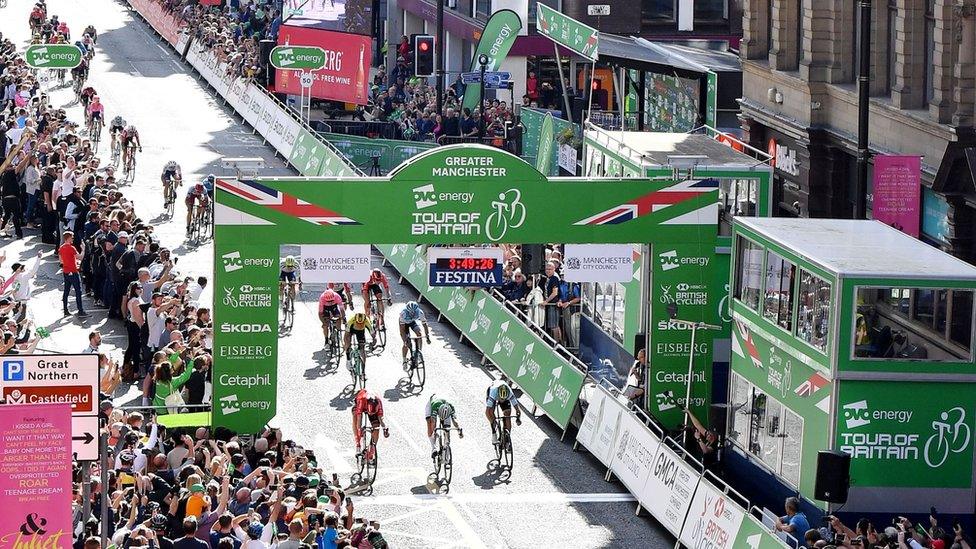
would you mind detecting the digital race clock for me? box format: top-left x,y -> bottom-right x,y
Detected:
427,248 -> 504,287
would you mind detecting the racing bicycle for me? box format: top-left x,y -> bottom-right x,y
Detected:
187,202 -> 210,244
429,425 -> 461,490
350,337 -> 366,390
88,116 -> 102,149
123,143 -> 138,182
351,420 -> 378,493
407,333 -> 426,388
280,285 -> 296,331
110,135 -> 122,166
324,316 -> 342,364
162,176 -> 180,217
488,405 -> 514,472
368,297 -> 389,352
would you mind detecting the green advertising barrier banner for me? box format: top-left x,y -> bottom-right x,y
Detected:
535,113 -> 554,174
521,108 -> 579,176
377,244 -> 584,428
644,72 -> 700,133
213,145 -> 719,432
461,10 -> 522,112
836,380 -> 975,488
706,71 -> 718,128
319,132 -> 437,173
289,128 -> 358,177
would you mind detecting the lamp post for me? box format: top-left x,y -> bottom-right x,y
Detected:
436,0 -> 446,114
854,0 -> 872,219
664,303 -> 721,449
478,53 -> 489,138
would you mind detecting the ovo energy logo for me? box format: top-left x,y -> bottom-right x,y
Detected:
413,184 -> 438,209
843,400 -> 871,429
221,251 -> 273,273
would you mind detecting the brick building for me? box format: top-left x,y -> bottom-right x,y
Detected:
738,0 -> 976,263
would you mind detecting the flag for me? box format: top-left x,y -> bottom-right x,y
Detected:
736,321 -> 763,369
217,179 -> 359,226
794,372 -> 829,397
574,179 -> 718,226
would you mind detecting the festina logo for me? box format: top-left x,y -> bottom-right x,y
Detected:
433,271 -> 498,285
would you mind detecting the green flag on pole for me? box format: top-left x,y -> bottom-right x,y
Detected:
535,112 -> 555,174
461,9 -> 522,112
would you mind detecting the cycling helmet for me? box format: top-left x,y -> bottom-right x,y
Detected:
91,94 -> 99,102
112,115 -> 125,124
496,383 -> 511,401
352,312 -> 367,325
206,174 -> 215,183
371,267 -> 382,275
194,182 -> 204,189
284,255 -> 296,268
150,514 -> 168,529
164,160 -> 178,170
437,403 -> 453,422
405,301 -> 420,317
125,124 -> 136,132
322,289 -> 338,305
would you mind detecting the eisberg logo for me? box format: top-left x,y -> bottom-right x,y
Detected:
220,323 -> 272,333
221,251 -> 274,273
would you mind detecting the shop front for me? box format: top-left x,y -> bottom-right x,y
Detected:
727,217 -> 976,519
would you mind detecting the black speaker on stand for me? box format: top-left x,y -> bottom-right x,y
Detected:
522,244 -> 545,275
814,450 -> 851,503
259,39 -> 275,87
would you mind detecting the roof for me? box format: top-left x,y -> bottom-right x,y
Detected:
586,130 -> 765,169
597,34 -> 704,76
657,43 -> 741,72
736,218 -> 976,281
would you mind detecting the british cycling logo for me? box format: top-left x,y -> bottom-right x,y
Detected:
840,400 -> 971,468
221,250 -> 274,273
222,285 -> 273,308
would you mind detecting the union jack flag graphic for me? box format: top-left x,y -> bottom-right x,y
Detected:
733,320 -> 764,369
573,179 -> 718,226
216,179 -> 360,226
794,372 -> 829,397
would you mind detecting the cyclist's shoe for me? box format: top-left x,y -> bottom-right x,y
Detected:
402,358 -> 409,372
346,358 -> 354,371
431,450 -> 438,460
491,431 -> 499,445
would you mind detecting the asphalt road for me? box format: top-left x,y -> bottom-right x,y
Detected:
1,0 -> 676,545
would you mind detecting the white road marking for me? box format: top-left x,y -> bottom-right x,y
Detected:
312,432 -> 355,474
356,492 -> 636,505
385,415 -> 425,455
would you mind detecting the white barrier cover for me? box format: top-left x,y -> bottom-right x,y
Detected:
265,109 -> 301,155
577,385 -> 627,467
679,479 -> 747,549
640,440 -> 700,537
608,409 -> 660,495
254,93 -> 275,137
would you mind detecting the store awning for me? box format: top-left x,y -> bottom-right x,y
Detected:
595,34 -> 741,79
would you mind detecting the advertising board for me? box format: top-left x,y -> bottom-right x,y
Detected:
274,26 -> 371,105
300,245 -> 372,283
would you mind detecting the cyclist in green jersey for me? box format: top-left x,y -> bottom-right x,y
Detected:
426,394 -> 463,459
279,256 -> 301,306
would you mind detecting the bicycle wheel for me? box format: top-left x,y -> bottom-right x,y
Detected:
502,429 -> 513,471
365,443 -> 378,484
442,444 -> 453,486
412,351 -> 426,387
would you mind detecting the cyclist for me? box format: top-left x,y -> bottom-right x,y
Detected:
85,94 -> 104,130
84,24 -> 97,44
425,394 -> 463,460
362,268 -> 391,328
160,160 -> 182,205
344,311 -> 374,373
109,115 -> 126,156
184,182 -> 209,236
79,85 -> 96,111
57,19 -> 69,41
70,53 -> 88,87
327,282 -> 354,309
399,300 -> 430,372
278,255 -> 301,306
485,379 -> 521,445
202,174 -> 216,199
352,388 -> 389,461
318,288 -> 344,347
29,5 -> 45,31
121,124 -> 142,172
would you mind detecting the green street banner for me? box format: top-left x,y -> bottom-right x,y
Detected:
270,45 -> 326,70
288,128 -> 357,177
461,9 -> 522,112
213,145 -> 719,432
24,44 -> 83,69
536,4 -> 598,62
378,244 -> 584,428
535,113 -> 554,174
836,380 -> 975,488
521,108 -> 579,176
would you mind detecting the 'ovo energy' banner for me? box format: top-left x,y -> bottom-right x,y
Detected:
461,10 -> 522,112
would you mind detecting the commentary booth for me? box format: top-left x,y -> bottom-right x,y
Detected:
727,218 -> 976,521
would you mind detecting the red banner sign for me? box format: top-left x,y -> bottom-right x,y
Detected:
128,0 -> 183,46
273,25 -> 371,105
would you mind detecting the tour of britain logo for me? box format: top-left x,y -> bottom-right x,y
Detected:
409,185 -> 525,241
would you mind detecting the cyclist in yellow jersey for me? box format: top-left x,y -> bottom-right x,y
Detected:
344,311 -> 374,373
279,255 -> 301,306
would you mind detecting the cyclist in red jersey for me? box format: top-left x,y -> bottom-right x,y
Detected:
352,389 -> 388,460
361,268 -> 391,328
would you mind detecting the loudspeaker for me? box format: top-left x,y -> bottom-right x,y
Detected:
522,244 -> 545,275
814,450 -> 850,503
709,403 -> 728,435
259,39 -> 275,87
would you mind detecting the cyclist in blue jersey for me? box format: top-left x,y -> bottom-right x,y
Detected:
399,301 -> 430,371
485,379 -> 521,445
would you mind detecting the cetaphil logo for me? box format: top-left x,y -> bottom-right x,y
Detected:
843,400 -> 871,429
220,323 -> 272,333
221,251 -> 274,273
413,184 -> 438,209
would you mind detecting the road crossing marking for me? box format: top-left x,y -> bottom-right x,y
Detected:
355,492 -> 636,505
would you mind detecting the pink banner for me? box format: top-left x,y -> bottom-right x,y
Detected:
0,404 -> 73,548
129,0 -> 183,46
873,155 -> 921,237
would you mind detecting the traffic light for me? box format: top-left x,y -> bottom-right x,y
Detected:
414,35 -> 434,77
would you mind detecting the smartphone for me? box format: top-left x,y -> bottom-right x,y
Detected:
835,533 -> 846,543
346,497 -> 353,506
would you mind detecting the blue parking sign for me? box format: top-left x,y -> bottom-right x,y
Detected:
2,360 -> 24,381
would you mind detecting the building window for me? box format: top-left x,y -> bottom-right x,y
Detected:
796,270 -> 831,352
793,0 -> 803,68
763,251 -> 796,331
694,0 -> 726,21
853,287 -> 974,361
643,0 -> 675,22
766,0 -> 774,56
885,0 -> 897,94
735,236 -> 764,311
924,0 -> 936,104
474,0 -> 490,19
728,371 -> 804,488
